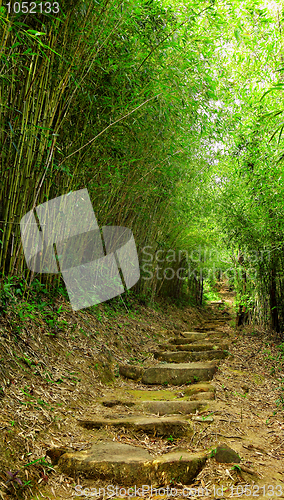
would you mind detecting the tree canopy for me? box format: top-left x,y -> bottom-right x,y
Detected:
1,0 -> 284,330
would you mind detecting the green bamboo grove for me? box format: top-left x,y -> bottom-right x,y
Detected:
0,0 -> 219,303
2,0 -> 284,333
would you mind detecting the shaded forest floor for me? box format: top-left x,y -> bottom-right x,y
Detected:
0,290 -> 283,499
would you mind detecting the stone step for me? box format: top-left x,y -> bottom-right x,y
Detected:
119,364 -> 144,381
191,391 -> 215,400
169,333 -> 206,344
198,330 -> 228,338
173,331 -> 207,339
195,323 -> 224,331
210,312 -> 231,317
153,349 -> 228,363
207,317 -> 231,322
205,332 -> 228,339
101,399 -> 136,407
140,399 -> 208,414
100,385 -> 215,404
119,362 -> 217,385
184,382 -> 215,396
205,316 -> 228,321
58,442 -> 207,486
159,342 -> 228,351
99,384 -> 215,408
78,416 -> 192,437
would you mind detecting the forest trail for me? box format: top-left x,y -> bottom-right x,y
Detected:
37,295 -> 284,500
2,2 -> 284,498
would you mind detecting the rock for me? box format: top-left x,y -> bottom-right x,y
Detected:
46,447 -> 70,465
211,444 -> 241,463
159,342 -> 228,351
168,337 -> 199,345
179,343 -> 228,352
153,350 -> 228,363
77,416 -> 193,437
184,383 -> 215,396
204,331 -> 228,338
192,415 -> 214,422
102,399 -> 136,407
190,391 -> 215,401
58,441 -> 207,486
119,364 -> 144,380
141,362 -> 217,385
119,362 -> 217,385
171,333 -> 207,343
141,400 -> 208,415
195,324 -> 224,331
157,343 -> 178,350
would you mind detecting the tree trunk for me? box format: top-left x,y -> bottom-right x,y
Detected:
237,251 -> 248,326
270,266 -> 280,332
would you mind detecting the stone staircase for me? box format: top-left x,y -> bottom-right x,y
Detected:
153,328 -> 229,363
54,310 -> 232,489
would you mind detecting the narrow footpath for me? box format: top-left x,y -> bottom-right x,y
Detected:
57,307 -> 229,488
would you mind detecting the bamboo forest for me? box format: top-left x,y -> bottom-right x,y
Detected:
0,0 -> 284,498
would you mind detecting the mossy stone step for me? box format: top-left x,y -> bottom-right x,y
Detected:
101,399 -> 136,407
78,416 -> 192,437
202,330 -> 228,338
153,349 -> 228,363
204,316 -> 228,321
169,334 -> 206,345
140,400 -> 208,414
173,332 -> 207,341
184,382 -> 215,396
119,362 -> 217,385
143,362 -> 217,385
58,442 -> 207,486
159,342 -> 228,351
119,364 -> 144,381
190,391 -> 215,401
195,323 -> 224,331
